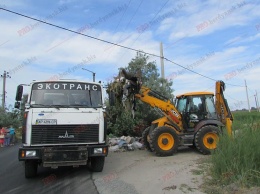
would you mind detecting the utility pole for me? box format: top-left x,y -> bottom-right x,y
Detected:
244,80 -> 250,112
256,90 -> 260,112
1,71 -> 11,111
160,42 -> 165,79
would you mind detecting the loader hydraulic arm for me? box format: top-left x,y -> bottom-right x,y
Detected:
117,68 -> 183,130
215,81 -> 233,135
135,86 -> 183,128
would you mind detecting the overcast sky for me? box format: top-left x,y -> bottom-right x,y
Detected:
0,0 -> 260,111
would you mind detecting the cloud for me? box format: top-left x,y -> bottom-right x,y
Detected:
0,0 -> 259,110
230,33 -> 260,45
157,1 -> 259,41
0,13 -> 160,107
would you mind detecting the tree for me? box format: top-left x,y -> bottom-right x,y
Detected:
126,52 -> 174,123
106,52 -> 174,136
0,107 -> 21,128
0,94 -> 27,129
126,52 -> 174,98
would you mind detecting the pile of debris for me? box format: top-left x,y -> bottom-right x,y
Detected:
108,136 -> 143,152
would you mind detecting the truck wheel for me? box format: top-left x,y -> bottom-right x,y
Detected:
150,126 -> 179,156
90,156 -> 105,172
142,127 -> 153,152
195,125 -> 220,155
25,160 -> 38,178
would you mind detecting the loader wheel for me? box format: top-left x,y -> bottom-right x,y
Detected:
195,125 -> 220,155
150,126 -> 179,156
142,127 -> 152,152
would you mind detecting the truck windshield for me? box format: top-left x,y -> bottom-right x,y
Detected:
30,82 -> 102,108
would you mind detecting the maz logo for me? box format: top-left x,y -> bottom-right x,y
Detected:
58,131 -> 74,138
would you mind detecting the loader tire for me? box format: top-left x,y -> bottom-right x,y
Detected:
195,125 -> 220,155
150,126 -> 179,156
142,127 -> 152,152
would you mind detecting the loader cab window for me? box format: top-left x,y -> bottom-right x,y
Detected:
188,96 -> 203,113
205,95 -> 217,119
176,97 -> 187,113
186,96 -> 206,121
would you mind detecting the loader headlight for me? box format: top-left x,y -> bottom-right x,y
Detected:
26,150 -> 36,157
93,148 -> 103,154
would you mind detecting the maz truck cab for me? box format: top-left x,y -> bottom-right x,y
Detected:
15,80 -> 108,178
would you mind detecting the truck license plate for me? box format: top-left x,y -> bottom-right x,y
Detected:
36,119 -> 57,125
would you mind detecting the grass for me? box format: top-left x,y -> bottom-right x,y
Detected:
179,183 -> 197,193
191,168 -> 204,175
210,111 -> 260,188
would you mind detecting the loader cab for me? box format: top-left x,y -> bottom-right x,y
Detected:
176,92 -> 217,131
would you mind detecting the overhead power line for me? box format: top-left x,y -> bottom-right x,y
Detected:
165,58 -> 216,82
0,7 -> 245,88
113,0 -> 132,33
118,0 -> 170,59
123,0 -> 144,31
134,0 -> 170,41
104,0 -> 143,62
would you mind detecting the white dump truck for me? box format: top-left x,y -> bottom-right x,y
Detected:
15,80 -> 108,178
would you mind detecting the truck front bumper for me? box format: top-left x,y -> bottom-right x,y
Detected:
18,144 -> 108,167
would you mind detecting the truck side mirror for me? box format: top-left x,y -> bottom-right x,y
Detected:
14,101 -> 21,109
16,85 -> 23,101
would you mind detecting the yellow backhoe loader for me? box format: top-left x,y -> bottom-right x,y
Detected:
108,69 -> 233,156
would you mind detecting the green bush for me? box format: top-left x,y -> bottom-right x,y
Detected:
211,112 -> 260,187
106,105 -> 146,136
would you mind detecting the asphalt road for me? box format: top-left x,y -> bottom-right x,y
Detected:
0,144 -> 208,194
1,144 -> 258,194
0,143 -> 98,194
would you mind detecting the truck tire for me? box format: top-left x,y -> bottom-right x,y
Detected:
150,126 -> 179,156
142,127 -> 153,152
195,125 -> 220,155
25,160 -> 38,178
90,156 -> 105,172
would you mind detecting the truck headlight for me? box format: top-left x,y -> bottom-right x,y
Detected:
93,148 -> 102,154
26,150 -> 36,157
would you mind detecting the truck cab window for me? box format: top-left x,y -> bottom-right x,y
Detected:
91,90 -> 102,107
30,82 -> 102,108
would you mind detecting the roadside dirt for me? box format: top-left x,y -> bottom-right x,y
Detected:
93,147 -> 209,194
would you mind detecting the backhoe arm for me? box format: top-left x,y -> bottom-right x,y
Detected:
215,81 -> 233,135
